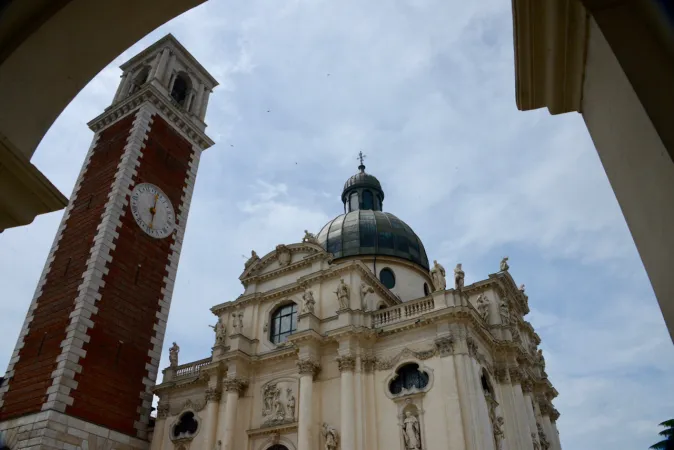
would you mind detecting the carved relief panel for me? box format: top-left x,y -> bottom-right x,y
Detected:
259,377 -> 299,426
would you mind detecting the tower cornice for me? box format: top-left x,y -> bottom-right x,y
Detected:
87,83 -> 215,149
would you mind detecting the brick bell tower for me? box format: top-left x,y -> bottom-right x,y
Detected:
0,34 -> 217,449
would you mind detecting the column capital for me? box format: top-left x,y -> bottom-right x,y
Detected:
297,358 -> 321,379
520,378 -> 533,393
361,355 -> 377,373
509,367 -> 525,384
434,336 -> 455,357
205,387 -> 222,403
157,402 -> 170,419
336,355 -> 356,372
223,377 -> 248,394
550,407 -> 560,422
494,366 -> 510,383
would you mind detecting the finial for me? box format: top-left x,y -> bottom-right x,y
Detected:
357,151 -> 367,173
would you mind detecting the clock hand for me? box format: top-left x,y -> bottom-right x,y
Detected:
148,194 -> 159,229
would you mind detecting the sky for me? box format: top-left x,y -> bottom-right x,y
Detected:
1,0 -> 673,449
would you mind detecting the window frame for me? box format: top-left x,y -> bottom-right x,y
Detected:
379,267 -> 396,289
269,302 -> 298,345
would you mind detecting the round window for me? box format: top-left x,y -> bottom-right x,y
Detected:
379,268 -> 396,289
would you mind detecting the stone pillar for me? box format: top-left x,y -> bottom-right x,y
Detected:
297,358 -> 320,450
221,378 -> 246,450
150,403 -> 169,450
200,89 -> 211,119
550,416 -> 562,450
435,337 -> 466,448
152,47 -> 170,81
362,356 -> 378,450
148,50 -> 163,80
337,355 -> 357,450
202,387 -> 222,450
192,84 -> 205,116
453,346 -> 480,449
494,368 -> 530,450
186,90 -> 196,111
163,52 -> 176,86
521,382 -> 538,447
113,72 -> 131,103
509,371 -> 535,450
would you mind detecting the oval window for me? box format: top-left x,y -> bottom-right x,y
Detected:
379,268 -> 396,289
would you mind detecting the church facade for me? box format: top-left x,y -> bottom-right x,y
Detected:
151,164 -> 562,450
0,35 -> 561,450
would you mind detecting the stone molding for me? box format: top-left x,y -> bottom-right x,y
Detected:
88,83 -> 214,149
336,355 -> 356,372
223,377 -> 248,394
296,358 -> 321,379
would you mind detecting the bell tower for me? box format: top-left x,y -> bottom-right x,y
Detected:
0,34 -> 217,448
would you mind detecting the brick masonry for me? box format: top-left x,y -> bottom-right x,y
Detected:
0,115 -> 133,419
0,101 -> 204,447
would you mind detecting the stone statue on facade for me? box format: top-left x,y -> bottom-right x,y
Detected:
536,349 -> 546,370
402,411 -> 422,450
245,250 -> 259,268
272,389 -> 285,421
335,279 -> 350,310
500,257 -> 509,272
493,416 -> 505,449
360,282 -> 374,310
209,316 -> 226,345
237,312 -> 244,332
286,388 -> 295,418
454,263 -> 465,290
499,299 -> 510,325
169,342 -> 179,367
303,229 -> 318,244
302,288 -> 316,314
430,260 -> 446,291
262,384 -> 277,417
322,423 -> 339,450
476,293 -> 489,322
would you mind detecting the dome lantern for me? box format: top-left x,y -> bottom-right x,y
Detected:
341,152 -> 385,213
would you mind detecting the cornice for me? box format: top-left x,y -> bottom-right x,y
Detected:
120,34 -> 219,88
213,258 -> 399,315
246,422 -> 298,437
87,83 -> 215,149
240,243 -> 330,284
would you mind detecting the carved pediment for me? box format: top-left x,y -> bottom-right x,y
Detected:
239,242 -> 330,284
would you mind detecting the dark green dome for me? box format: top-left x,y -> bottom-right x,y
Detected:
316,210 -> 430,270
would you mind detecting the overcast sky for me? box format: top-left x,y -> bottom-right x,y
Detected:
1,1 -> 673,449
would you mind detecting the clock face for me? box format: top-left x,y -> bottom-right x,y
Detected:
130,183 -> 176,239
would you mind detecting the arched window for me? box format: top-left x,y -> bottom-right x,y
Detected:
423,283 -> 430,296
171,74 -> 191,107
270,303 -> 298,344
268,446 -> 289,450
129,66 -> 150,94
481,370 -> 493,395
349,191 -> 359,212
389,363 -> 429,395
362,190 -> 374,210
172,412 -> 198,439
379,267 -> 396,289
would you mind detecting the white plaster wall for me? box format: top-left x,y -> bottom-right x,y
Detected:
582,17 -> 674,340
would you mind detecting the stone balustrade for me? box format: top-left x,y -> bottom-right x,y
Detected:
372,296 -> 435,327
174,357 -> 211,378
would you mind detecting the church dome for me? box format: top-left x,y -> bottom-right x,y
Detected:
316,210 -> 430,270
317,156 -> 429,271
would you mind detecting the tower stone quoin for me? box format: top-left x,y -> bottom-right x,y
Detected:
0,34 -> 217,449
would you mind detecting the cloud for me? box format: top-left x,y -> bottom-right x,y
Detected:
0,1 -> 671,449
